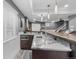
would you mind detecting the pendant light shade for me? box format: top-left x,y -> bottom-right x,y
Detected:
48,14 -> 50,19
41,14 -> 43,21
55,4 -> 58,13
55,0 -> 58,13
47,4 -> 50,19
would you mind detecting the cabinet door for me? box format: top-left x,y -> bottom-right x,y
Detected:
32,50 -> 69,59
21,40 -> 28,49
20,35 -> 33,49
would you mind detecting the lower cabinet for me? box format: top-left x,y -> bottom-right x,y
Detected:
20,35 -> 34,49
32,50 -> 69,59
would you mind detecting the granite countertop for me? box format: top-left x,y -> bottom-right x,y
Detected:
31,34 -> 72,52
41,30 -> 76,42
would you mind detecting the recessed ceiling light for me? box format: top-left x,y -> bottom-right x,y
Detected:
64,4 -> 69,8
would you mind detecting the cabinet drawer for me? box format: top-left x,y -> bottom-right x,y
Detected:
20,35 -> 29,40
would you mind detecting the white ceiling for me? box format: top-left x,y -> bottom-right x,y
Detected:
32,0 -> 76,13
12,0 -> 76,21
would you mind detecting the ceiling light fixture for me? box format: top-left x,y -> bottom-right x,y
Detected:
55,0 -> 58,13
41,14 -> 43,21
64,4 -> 69,8
48,14 -> 50,19
47,4 -> 50,19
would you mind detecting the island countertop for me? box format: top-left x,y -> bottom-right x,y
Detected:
41,30 -> 76,42
31,34 -> 72,52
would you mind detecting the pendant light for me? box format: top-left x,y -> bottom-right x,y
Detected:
41,14 -> 43,21
55,0 -> 58,13
47,4 -> 50,19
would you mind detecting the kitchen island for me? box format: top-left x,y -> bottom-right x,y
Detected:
20,31 -> 76,59
31,34 -> 72,59
31,35 -> 71,51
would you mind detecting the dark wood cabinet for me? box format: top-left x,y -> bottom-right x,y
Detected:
32,50 -> 69,59
69,42 -> 76,59
20,35 -> 33,49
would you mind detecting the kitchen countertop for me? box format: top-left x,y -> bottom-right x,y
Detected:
19,30 -> 76,43
19,30 -> 72,51
31,34 -> 72,52
41,30 -> 76,42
